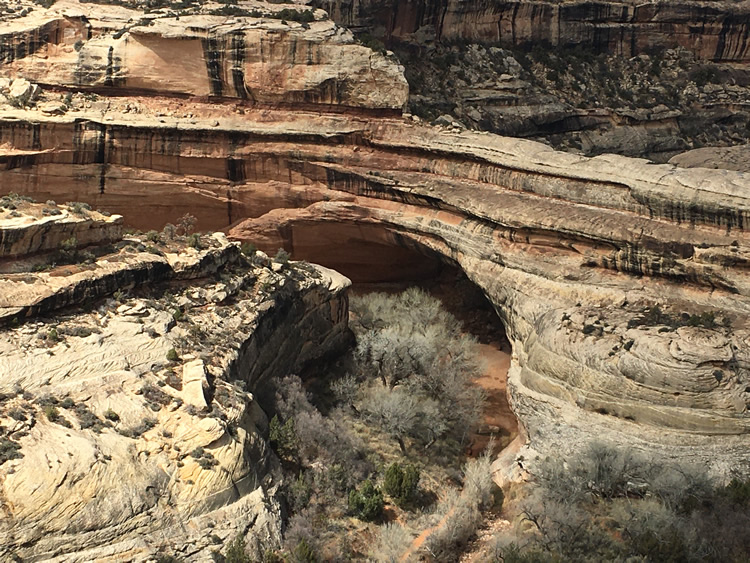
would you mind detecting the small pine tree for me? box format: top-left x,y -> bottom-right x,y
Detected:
349,479 -> 384,521
384,462 -> 420,506
384,462 -> 404,499
400,464 -> 420,503
224,533 -> 251,563
269,414 -> 298,460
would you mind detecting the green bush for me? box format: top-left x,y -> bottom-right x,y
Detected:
274,248 -> 290,264
292,538 -> 318,562
104,408 -> 120,422
166,348 -> 179,362
383,462 -> 420,506
349,479 -> 384,521
269,414 -> 298,460
224,534 -> 251,563
0,437 -> 23,465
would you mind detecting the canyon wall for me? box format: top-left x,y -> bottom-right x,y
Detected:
315,0 -> 750,61
2,0 -> 750,541
4,99 -> 750,478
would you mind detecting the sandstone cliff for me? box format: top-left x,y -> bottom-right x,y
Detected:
315,0 -> 750,62
0,0 -> 408,110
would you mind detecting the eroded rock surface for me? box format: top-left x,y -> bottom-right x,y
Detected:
0,0 -> 408,109
0,206 -> 350,561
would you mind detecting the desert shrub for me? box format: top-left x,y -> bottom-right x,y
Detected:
177,213 -> 196,235
290,539 -> 317,563
75,403 -> 106,432
145,230 -> 161,243
140,383 -> 171,407
283,509 -> 322,561
43,405 -> 60,421
689,66 -> 721,87
271,375 -> 369,481
274,8 -> 314,23
288,471 -> 313,512
371,523 -> 414,563
162,223 -> 177,240
187,233 -> 202,249
66,201 -> 91,215
0,437 -> 23,464
349,479 -> 384,521
8,407 -> 27,421
423,488 -> 482,560
104,408 -> 120,422
274,248 -> 290,264
720,477 -> 750,507
166,348 -> 179,362
330,374 -> 359,409
240,241 -> 257,256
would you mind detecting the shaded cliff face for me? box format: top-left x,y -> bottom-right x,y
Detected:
398,43 -> 750,161
315,0 -> 750,62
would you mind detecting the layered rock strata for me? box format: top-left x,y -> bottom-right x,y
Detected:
0,206 -> 351,560
316,0 -> 750,62
4,96 -> 750,479
0,1 -> 408,110
0,199 -> 122,259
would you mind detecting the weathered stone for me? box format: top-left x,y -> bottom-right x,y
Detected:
182,359 -> 208,410
7,77 -> 37,104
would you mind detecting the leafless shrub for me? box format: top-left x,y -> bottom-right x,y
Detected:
370,523 -> 414,563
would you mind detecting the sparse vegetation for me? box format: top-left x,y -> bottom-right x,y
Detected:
490,442 -> 750,562
627,304 -> 719,329
273,248 -> 290,264
261,288 -> 491,559
104,408 -> 120,422
0,437 -> 23,464
177,213 -> 197,236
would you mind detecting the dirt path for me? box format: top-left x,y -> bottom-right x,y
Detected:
469,341 -> 517,457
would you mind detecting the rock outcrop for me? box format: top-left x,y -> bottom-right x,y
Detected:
316,0 -> 750,62
0,198 -> 122,260
670,144 -> 750,173
0,205 -> 351,561
0,1 -> 408,110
